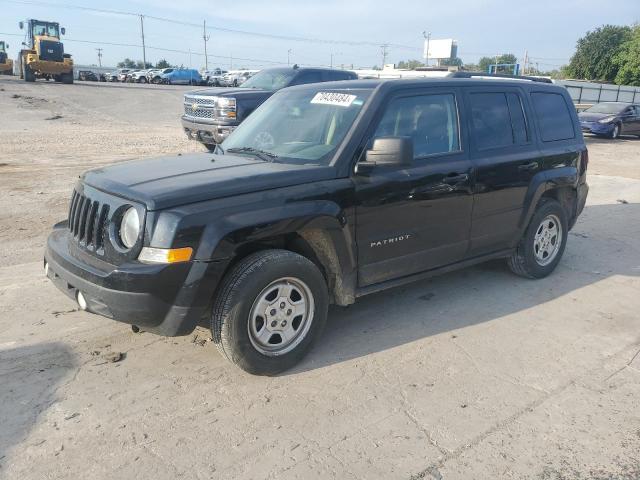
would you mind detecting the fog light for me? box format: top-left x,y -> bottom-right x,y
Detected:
76,291 -> 88,311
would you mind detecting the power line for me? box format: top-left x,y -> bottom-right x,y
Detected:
1,0 -> 420,51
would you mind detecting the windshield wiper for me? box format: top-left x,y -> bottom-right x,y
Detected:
226,147 -> 279,162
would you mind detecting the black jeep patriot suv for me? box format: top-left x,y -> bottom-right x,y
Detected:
181,65 -> 357,150
45,76 -> 588,375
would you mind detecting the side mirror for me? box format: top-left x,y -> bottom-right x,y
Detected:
19,22 -> 24,30
61,27 -> 66,35
357,137 -> 413,173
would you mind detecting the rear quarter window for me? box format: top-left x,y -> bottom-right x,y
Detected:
531,92 -> 575,142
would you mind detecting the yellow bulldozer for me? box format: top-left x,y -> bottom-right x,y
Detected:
18,19 -> 73,83
0,41 -> 13,75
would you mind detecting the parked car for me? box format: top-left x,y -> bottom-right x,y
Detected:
159,68 -> 202,85
202,68 -> 228,86
45,75 -> 589,374
578,102 -> 640,139
115,68 -> 131,82
182,66 -> 358,150
219,70 -> 258,87
77,70 -> 98,81
105,69 -> 129,82
129,69 -> 151,83
148,68 -> 171,84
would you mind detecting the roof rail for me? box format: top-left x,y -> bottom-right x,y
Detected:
450,72 -> 553,84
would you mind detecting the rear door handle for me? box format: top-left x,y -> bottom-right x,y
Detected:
442,173 -> 469,184
518,161 -> 539,171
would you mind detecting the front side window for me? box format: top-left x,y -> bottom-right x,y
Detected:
373,93 -> 460,158
223,88 -> 372,165
32,22 -> 59,38
531,92 -> 575,142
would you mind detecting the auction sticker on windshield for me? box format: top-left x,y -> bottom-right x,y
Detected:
311,92 -> 357,107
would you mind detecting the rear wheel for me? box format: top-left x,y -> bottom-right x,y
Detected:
211,250 -> 328,375
61,72 -> 74,84
508,198 -> 568,279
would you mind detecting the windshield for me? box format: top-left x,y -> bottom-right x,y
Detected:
223,88 -> 372,165
240,69 -> 297,90
32,22 -> 59,38
584,103 -> 626,114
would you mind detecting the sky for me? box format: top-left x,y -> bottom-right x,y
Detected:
0,0 -> 638,71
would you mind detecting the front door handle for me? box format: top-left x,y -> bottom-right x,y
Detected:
442,173 -> 469,184
518,161 -> 539,171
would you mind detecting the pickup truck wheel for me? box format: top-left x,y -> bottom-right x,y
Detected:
211,250 -> 328,375
508,198 -> 568,279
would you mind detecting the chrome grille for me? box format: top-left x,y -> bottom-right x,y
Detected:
68,189 -> 110,252
185,95 -> 216,106
184,104 -> 214,118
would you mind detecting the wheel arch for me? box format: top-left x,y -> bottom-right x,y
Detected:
519,167 -> 579,236
190,202 -> 358,306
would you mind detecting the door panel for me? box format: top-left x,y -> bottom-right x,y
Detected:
465,88 -> 541,256
353,89 -> 473,287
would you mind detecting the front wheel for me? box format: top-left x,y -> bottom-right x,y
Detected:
610,123 -> 621,139
507,198 -> 568,279
211,250 -> 328,375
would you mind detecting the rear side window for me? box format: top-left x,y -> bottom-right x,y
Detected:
469,92 -> 530,150
531,92 -> 575,142
293,71 -> 323,85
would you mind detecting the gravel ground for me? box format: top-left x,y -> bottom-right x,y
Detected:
1,77 -> 639,480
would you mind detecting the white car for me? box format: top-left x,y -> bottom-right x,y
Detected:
202,68 -> 228,86
129,70 -> 151,83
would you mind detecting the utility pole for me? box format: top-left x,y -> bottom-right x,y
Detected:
523,49 -> 529,76
287,48 -> 292,66
95,48 -> 103,67
423,31 -> 431,67
203,20 -> 210,70
380,44 -> 389,68
139,15 -> 147,67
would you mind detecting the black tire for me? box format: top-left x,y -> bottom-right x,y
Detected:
61,72 -> 73,84
23,62 -> 35,82
211,250 -> 328,375
610,123 -> 621,139
508,198 -> 568,279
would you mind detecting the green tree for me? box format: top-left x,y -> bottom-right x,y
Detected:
136,60 -> 153,69
566,25 -> 631,81
117,58 -> 137,68
155,59 -> 172,69
613,24 -> 640,86
396,59 -> 424,69
478,54 -> 518,73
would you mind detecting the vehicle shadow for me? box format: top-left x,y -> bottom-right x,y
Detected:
291,202 -> 640,374
0,342 -> 76,466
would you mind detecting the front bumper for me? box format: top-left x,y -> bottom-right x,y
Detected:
0,62 -> 12,73
44,225 -> 228,336
580,121 -> 614,136
181,115 -> 237,145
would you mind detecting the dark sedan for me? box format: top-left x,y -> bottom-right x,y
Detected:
578,102 -> 640,139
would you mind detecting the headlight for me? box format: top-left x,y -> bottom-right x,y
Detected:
120,207 -> 140,249
598,116 -> 616,124
216,97 -> 237,117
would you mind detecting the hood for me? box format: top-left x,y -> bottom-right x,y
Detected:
578,112 -> 617,122
187,87 -> 273,102
82,153 -> 335,211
